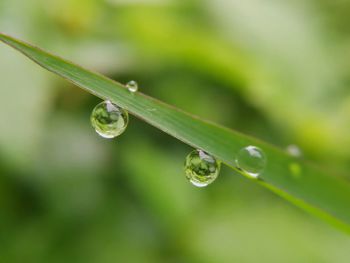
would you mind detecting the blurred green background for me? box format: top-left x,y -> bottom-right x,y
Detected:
1,0 -> 350,262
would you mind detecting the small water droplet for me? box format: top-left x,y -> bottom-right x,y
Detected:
286,144 -> 302,157
235,146 -> 266,178
126,80 -> 138,93
90,100 -> 129,138
184,150 -> 221,187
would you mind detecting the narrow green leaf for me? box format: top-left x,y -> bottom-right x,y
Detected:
1,32 -> 350,232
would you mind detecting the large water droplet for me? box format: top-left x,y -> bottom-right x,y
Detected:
126,80 -> 138,93
235,146 -> 266,178
184,150 -> 221,187
90,100 -> 129,138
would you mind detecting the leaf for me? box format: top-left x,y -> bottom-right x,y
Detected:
1,32 -> 350,233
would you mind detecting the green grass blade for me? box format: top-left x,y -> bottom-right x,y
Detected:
1,32 -> 350,232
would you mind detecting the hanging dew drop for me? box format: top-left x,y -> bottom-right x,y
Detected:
90,100 -> 129,139
235,146 -> 266,178
184,150 -> 221,187
126,80 -> 138,93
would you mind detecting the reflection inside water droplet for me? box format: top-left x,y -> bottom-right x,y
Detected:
184,150 -> 221,187
289,162 -> 302,178
235,146 -> 266,178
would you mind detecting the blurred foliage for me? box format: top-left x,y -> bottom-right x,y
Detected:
1,0 -> 350,262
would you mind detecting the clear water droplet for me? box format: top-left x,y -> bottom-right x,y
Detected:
90,100 -> 129,138
286,144 -> 302,157
184,150 -> 221,187
126,80 -> 138,93
235,146 -> 266,178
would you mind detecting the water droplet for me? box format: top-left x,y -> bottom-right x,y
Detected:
286,144 -> 302,157
126,80 -> 138,93
235,146 -> 266,178
90,100 -> 129,138
184,150 -> 221,187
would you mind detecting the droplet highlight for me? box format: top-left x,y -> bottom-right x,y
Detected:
235,146 -> 266,178
90,100 -> 129,139
126,80 -> 138,93
184,150 -> 221,187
